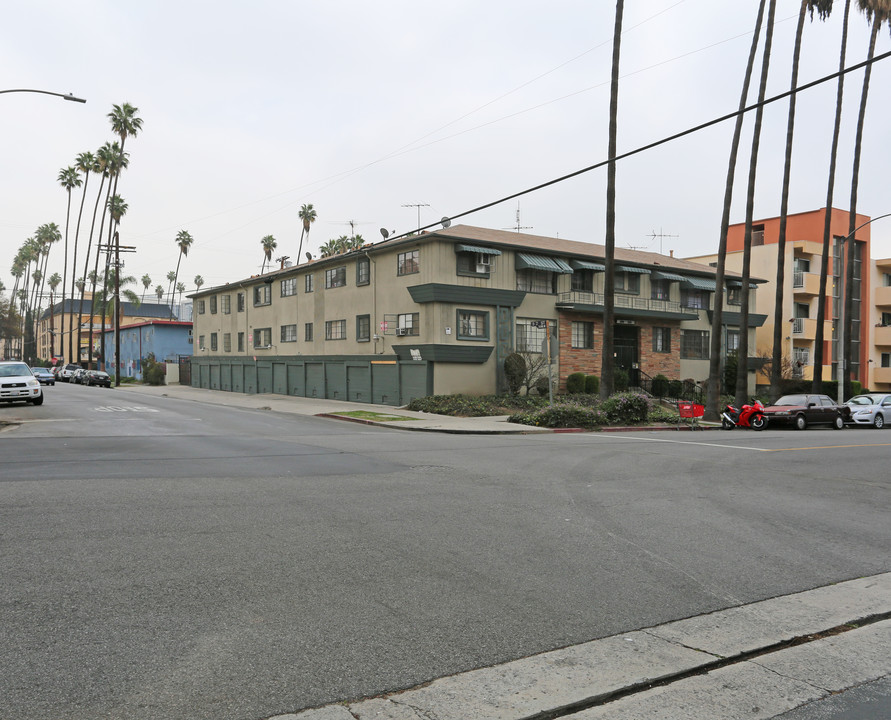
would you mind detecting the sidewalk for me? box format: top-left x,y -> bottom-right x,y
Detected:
115,383 -> 708,434
272,573 -> 891,720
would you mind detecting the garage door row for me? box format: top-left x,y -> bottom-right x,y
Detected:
190,356 -> 431,407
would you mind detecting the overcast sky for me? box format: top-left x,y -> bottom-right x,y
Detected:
2,0 -> 890,297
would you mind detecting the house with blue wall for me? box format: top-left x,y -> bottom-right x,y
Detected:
104,320 -> 193,380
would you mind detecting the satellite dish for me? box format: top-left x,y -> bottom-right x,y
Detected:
305,252 -> 312,262
441,217 -> 451,228
380,228 -> 389,239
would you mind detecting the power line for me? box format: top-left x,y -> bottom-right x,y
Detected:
393,48 -> 891,242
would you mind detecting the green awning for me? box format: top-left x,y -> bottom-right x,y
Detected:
570,260 -> 606,272
516,253 -> 573,274
616,265 -> 651,274
726,279 -> 759,289
455,244 -> 502,256
652,271 -> 688,282
682,276 -> 717,291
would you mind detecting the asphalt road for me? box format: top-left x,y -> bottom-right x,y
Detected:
2,383 -> 889,720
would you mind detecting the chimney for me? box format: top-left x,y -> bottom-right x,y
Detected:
669,249 -> 674,258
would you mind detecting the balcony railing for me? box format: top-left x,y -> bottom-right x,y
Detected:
792,317 -> 804,334
793,271 -> 804,288
556,291 -> 688,315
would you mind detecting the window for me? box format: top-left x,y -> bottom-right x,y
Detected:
615,272 -> 640,294
237,332 -> 244,352
516,269 -> 555,294
281,324 -> 297,342
357,257 -> 370,286
325,319 -> 346,340
881,312 -> 891,327
305,323 -> 313,342
209,296 -> 218,314
681,289 -> 707,309
398,250 -> 419,276
881,352 -> 890,368
727,286 -> 742,306
572,270 -> 594,293
726,329 -> 740,353
253,327 -> 272,348
680,330 -> 710,359
397,312 -> 419,336
653,327 -> 671,353
237,293 -> 245,312
221,294 -> 231,314
325,266 -> 347,289
651,279 -> 670,301
281,278 -> 297,297
356,314 -> 371,342
515,318 -> 548,353
223,333 -> 231,352
571,321 -> 593,349
884,273 -> 891,287
197,300 -> 206,314
305,274 -> 314,293
456,251 -> 494,276
198,335 -> 205,350
253,284 -> 271,306
457,310 -> 489,340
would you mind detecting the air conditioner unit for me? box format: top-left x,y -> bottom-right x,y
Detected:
396,328 -> 409,336
476,263 -> 490,273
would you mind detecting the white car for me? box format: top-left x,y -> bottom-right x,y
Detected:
0,361 -> 44,405
844,393 -> 891,429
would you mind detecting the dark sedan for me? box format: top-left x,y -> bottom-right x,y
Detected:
761,394 -> 849,430
83,370 -> 112,388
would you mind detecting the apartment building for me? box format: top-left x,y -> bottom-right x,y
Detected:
871,257 -> 891,391
687,208 -> 871,388
189,225 -> 764,405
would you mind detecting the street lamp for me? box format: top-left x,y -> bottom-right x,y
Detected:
0,89 -> 86,103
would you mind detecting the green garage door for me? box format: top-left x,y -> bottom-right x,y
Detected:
272,362 -> 287,395
346,365 -> 371,403
287,363 -> 304,396
306,363 -> 325,398
257,363 -> 272,394
371,362 -> 398,405
399,362 -> 430,405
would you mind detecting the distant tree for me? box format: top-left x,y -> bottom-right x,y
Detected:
260,234 -> 277,273
141,274 -> 152,302
194,274 -> 204,292
297,203 -> 317,265
171,230 -> 194,312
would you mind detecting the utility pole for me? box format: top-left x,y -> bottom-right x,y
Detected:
99,234 -> 135,387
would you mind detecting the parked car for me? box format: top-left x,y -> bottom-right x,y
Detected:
0,361 -> 44,405
57,363 -> 81,382
83,370 -> 112,388
71,368 -> 88,384
31,367 -> 56,386
761,394 -> 849,430
844,393 -> 891,429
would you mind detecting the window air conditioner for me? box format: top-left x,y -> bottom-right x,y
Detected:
396,328 -> 409,336
476,263 -> 490,273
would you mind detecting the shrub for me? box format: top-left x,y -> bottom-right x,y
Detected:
142,353 -> 165,386
599,392 -> 650,424
534,375 -> 551,396
585,374 -> 600,394
651,374 -> 669,397
614,367 -> 629,392
851,380 -> 862,397
503,353 -> 526,395
509,402 -> 606,429
668,379 -> 683,398
406,394 -> 546,417
566,372 -> 587,394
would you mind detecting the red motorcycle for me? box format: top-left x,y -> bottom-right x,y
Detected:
721,398 -> 767,431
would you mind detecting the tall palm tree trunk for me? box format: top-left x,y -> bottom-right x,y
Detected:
78,173 -> 107,368
705,0 -> 767,420
69,171 -> 90,363
770,2 -> 809,402
813,0 -> 852,393
600,0 -> 624,400
90,181 -> 114,369
843,16 -> 881,400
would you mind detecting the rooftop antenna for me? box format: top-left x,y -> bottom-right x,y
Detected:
329,220 -> 370,237
402,203 -> 429,234
647,227 -> 679,255
503,202 -> 532,233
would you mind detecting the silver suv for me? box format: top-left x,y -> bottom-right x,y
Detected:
0,361 -> 44,405
57,363 -> 81,382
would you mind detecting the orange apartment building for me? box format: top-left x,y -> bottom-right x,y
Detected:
688,207 -> 872,388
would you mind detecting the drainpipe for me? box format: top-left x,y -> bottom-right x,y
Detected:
363,249 -> 381,355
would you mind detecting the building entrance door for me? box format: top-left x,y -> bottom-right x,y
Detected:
614,324 -> 640,387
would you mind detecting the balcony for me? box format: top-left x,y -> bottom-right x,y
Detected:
791,317 -> 832,341
873,366 -> 891,385
556,291 -> 699,320
875,324 -> 891,347
875,285 -> 891,308
792,271 -> 821,296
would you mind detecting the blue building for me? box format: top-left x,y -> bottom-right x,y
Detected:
104,320 -> 193,380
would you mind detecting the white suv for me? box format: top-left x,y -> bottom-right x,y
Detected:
0,361 -> 44,405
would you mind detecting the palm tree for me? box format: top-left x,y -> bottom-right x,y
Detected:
260,234 -> 277,273
176,282 -> 186,307
194,275 -> 204,292
297,203 -> 317,264
319,239 -> 340,258
48,272 -> 62,359
57,166 -> 82,360
106,103 -> 142,219
141,274 -> 152,302
770,0 -> 835,402
155,284 -> 165,303
166,271 -> 177,309
734,0 -> 778,409
70,152 -> 95,363
96,195 -> 128,371
171,230 -> 194,314
599,0 -> 624,400
841,0 -> 890,400
813,0 -> 852,394
705,0 -> 767,420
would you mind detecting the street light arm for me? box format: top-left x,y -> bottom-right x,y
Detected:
0,88 -> 86,103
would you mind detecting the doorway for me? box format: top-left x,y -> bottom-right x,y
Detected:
614,324 -> 640,387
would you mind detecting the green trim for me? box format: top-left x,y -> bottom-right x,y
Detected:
408,283 -> 526,307
559,302 -> 699,321
455,243 -> 502,256
391,344 -> 494,363
516,253 -> 573,274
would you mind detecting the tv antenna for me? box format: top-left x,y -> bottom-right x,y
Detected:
329,220 -> 370,237
402,203 -> 429,233
503,202 -> 532,233
647,227 -> 678,254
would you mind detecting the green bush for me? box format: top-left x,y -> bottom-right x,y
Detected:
585,374 -> 600,394
534,375 -> 551,396
851,380 -> 862,397
651,374 -> 669,397
649,405 -> 678,423
406,394 -> 546,417
599,392 -> 650,424
509,402 -> 606,429
566,372 -> 587,394
668,379 -> 683,398
503,353 -> 526,395
142,354 -> 166,386
614,367 -> 629,392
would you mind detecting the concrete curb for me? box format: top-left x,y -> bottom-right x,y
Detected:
272,573 -> 891,720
